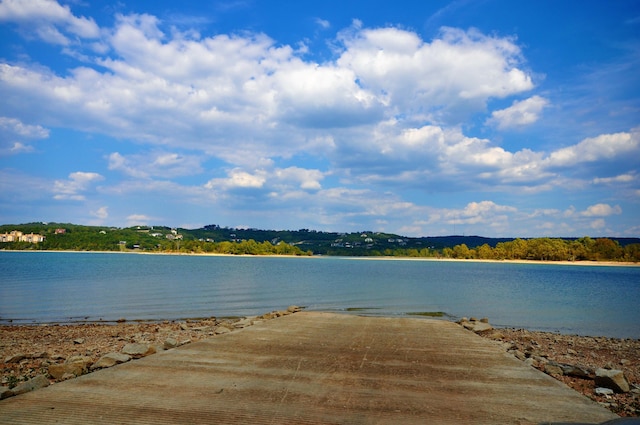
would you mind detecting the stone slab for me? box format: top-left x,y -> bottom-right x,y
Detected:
0,312 -> 618,424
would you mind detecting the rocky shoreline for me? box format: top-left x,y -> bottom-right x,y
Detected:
1,312 -> 638,418
1,306 -> 301,400
459,318 -> 639,418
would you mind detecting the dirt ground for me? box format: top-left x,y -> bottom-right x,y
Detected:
1,318 -> 638,418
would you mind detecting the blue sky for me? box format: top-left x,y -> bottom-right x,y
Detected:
0,0 -> 639,237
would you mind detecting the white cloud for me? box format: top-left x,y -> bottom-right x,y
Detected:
0,18 -> 537,161
337,26 -> 533,123
0,0 -> 100,44
0,116 -> 49,139
273,167 -> 324,190
126,214 -> 153,226
546,131 -> 639,167
205,169 -> 266,191
1,3 -> 637,237
315,18 -> 330,29
53,171 -> 104,200
447,201 -> 517,225
487,95 -> 549,129
592,174 -> 635,184
91,206 -> 109,220
580,203 -> 622,217
108,151 -> 203,179
0,117 -> 49,155
204,166 -> 324,193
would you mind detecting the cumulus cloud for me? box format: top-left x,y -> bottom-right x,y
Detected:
0,15 -> 537,159
580,203 -> 622,217
0,0 -> 99,44
337,26 -> 533,123
204,166 -> 324,193
546,131 -> 639,167
53,171 -> 104,200
487,95 -> 549,129
447,201 -> 517,225
1,2 -> 637,236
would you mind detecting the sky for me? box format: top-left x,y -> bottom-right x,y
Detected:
0,0 -> 639,237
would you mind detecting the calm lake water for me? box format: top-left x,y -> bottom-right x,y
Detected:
1,252 -> 638,338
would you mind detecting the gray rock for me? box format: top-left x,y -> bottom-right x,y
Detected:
595,368 -> 630,393
10,375 -> 49,396
544,363 -> 564,376
122,343 -> 156,358
561,364 -> 591,378
233,318 -> 253,328
472,322 -> 493,333
4,354 -> 26,364
214,325 -> 231,334
73,338 -> 85,345
595,387 -> 614,396
164,337 -> 178,349
90,352 -> 131,370
458,317 -> 492,333
48,356 -> 92,379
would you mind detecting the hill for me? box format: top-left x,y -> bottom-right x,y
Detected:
1,222 -> 639,262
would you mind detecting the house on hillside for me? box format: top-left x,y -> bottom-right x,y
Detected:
0,230 -> 45,243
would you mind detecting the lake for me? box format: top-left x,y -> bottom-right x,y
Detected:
0,251 -> 638,338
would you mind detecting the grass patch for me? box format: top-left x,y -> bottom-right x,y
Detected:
406,311 -> 446,317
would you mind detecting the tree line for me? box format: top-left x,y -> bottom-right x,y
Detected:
377,237 -> 639,262
1,223 -> 638,262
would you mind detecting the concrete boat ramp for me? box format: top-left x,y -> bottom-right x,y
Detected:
0,312 -> 618,424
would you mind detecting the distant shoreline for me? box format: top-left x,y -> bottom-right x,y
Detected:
2,249 -> 638,267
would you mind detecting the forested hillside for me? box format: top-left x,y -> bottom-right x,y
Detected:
1,222 -> 638,262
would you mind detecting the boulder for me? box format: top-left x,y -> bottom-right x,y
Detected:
214,326 -> 231,335
561,364 -> 591,379
48,356 -> 92,379
595,368 -> 630,393
90,352 -> 131,370
122,343 -> 156,358
544,363 -> 564,376
595,387 -> 615,396
10,375 -> 49,396
472,321 -> 493,332
458,317 -> 493,333
164,337 -> 178,349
